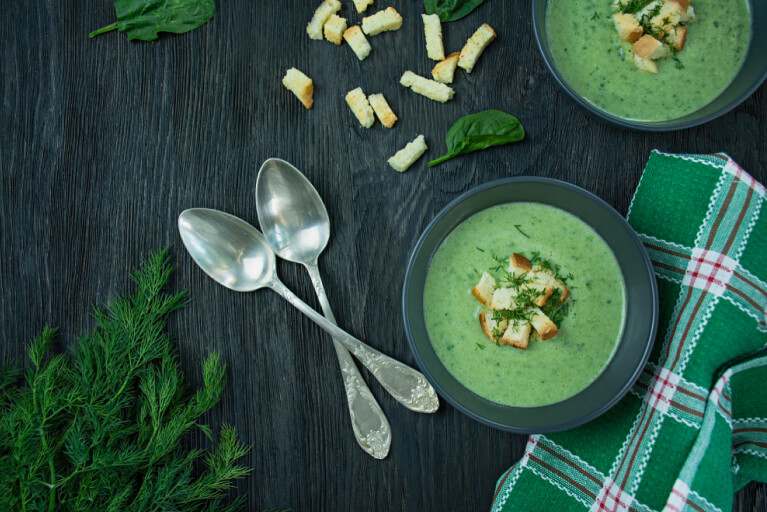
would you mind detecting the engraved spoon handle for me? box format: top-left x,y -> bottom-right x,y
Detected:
305,263 -> 391,459
269,279 -> 439,413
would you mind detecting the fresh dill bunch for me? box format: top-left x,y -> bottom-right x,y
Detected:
0,248 -> 252,512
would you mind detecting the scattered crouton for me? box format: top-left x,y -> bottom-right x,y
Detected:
282,68 -> 314,109
668,0 -> 691,12
431,52 -> 460,84
400,71 -> 455,103
478,311 -> 507,343
612,13 -> 643,42
368,93 -> 398,128
509,253 -> 532,273
353,0 -> 374,13
666,25 -> 688,50
307,0 -> 342,40
633,34 -> 670,59
633,0 -> 662,22
501,320 -> 532,349
388,135 -> 428,172
422,14 -> 445,61
650,1 -> 683,36
362,7 -> 403,36
491,287 -> 518,310
324,14 -> 347,45
680,5 -> 696,23
458,23 -> 496,73
633,53 -> 659,73
530,308 -> 559,341
345,87 -> 375,128
472,272 -> 496,306
343,25 -> 372,60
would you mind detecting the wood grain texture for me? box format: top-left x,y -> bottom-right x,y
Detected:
1,0 -> 765,510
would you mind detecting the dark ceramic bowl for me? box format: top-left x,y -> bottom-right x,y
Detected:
402,178 -> 659,433
532,0 -> 767,131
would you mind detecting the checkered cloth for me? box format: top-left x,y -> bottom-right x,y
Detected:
491,151 -> 767,512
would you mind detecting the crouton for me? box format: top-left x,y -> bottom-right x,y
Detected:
612,13 -> 643,42
282,68 -> 314,109
307,0 -> 342,40
368,93 -> 398,128
324,14 -> 347,45
633,52 -> 659,73
400,71 -> 455,103
431,52 -> 460,84
491,287 -> 518,310
500,320 -> 532,349
666,25 -> 688,51
668,0 -> 691,12
680,5 -> 696,23
353,0 -> 373,13
345,87 -> 375,128
343,26 -> 372,61
633,34 -> 670,59
422,14 -> 445,61
362,7 -> 403,36
633,0 -> 661,22
472,272 -> 496,306
458,23 -> 496,73
509,253 -> 532,273
388,135 -> 428,172
650,1 -> 683,36
478,311 -> 507,343
530,308 -> 559,341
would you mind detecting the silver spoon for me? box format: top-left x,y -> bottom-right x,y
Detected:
255,159 -> 391,459
177,208 -> 439,408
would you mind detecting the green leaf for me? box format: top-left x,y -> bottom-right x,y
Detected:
424,0 -> 485,22
429,110 -> 525,166
90,0 -> 216,42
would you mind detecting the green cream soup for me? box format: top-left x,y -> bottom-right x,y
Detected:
423,203 -> 626,407
546,0 -> 751,121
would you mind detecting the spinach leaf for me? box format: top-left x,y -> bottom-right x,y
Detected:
429,110 -> 525,167
424,0 -> 485,22
90,0 -> 215,41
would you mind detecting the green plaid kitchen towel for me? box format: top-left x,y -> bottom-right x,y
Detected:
491,150 -> 767,512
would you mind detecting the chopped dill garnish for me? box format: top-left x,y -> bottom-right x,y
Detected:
476,247 -> 485,252
591,11 -> 600,20
476,343 -> 486,350
514,224 -> 530,238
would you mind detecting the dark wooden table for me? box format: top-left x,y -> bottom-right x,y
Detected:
2,1 -> 766,510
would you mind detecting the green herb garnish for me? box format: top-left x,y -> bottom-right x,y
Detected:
90,0 -> 215,41
429,110 -> 525,167
0,249 -> 252,511
476,343 -> 487,350
424,0 -> 485,22
514,225 -> 530,238
591,11 -> 600,20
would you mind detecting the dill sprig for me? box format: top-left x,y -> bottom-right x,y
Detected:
0,248 -> 253,512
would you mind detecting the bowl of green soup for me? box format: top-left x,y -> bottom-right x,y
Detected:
533,0 -> 766,130
402,178 -> 658,433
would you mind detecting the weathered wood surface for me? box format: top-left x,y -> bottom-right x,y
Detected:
1,1 -> 766,510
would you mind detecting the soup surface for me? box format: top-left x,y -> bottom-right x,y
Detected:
546,0 -> 751,121
423,203 -> 626,407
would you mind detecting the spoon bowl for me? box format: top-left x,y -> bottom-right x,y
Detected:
178,208 -> 276,292
256,158 -> 330,265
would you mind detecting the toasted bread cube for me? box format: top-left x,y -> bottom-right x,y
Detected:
633,34 -> 670,59
633,0 -> 661,22
282,68 -> 314,109
501,320 -> 532,349
472,272 -> 496,306
400,71 -> 455,103
650,2 -> 683,36
431,52 -> 460,84
458,23 -> 497,73
422,14 -> 445,61
362,7 -> 403,36
668,0 -> 691,12
479,310 -> 508,343
388,135 -> 428,172
531,308 -> 559,341
345,87 -> 375,128
343,25 -> 372,61
633,52 -> 659,73
666,25 -> 688,51
680,5 -> 696,23
324,14 -> 347,45
612,13 -> 643,42
353,0 -> 373,13
491,287 -> 518,310
368,93 -> 398,128
509,253 -> 532,273
307,0 -> 342,40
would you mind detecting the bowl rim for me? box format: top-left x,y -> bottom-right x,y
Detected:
402,177 -> 659,433
531,0 -> 767,131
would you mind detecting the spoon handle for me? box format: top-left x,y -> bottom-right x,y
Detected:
270,279 -> 439,413
304,264 -> 392,459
